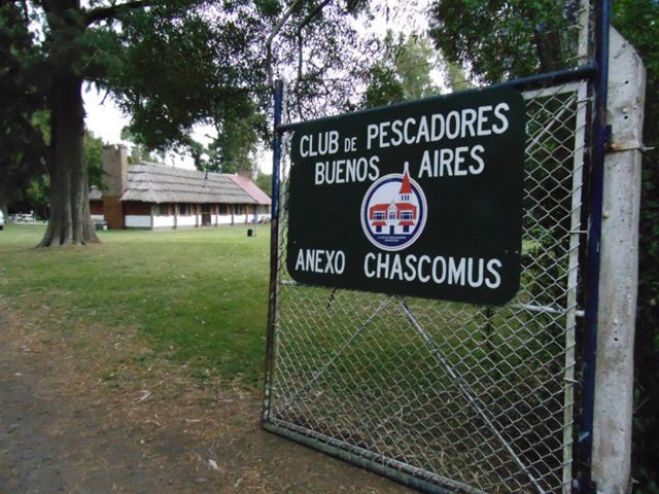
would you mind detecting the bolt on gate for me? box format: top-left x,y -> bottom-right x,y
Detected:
262,1 -> 612,492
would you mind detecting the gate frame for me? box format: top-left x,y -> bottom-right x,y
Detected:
262,2 -> 614,492
580,1 -> 611,493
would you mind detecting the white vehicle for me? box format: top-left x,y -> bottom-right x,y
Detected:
0,210 -> 4,230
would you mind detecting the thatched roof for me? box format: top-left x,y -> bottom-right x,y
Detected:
91,163 -> 271,205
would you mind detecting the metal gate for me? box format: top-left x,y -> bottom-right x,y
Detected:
263,2 -> 610,492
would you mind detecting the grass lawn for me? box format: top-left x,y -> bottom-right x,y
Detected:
0,223 -> 271,386
0,223 -> 570,492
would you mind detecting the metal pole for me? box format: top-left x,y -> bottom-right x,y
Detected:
262,79 -> 285,423
564,6 -> 591,489
581,0 -> 610,491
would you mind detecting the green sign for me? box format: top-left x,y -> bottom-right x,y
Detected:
286,87 -> 525,305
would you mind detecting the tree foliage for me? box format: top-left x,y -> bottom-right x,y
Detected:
429,0 -> 581,83
10,130 -> 107,219
84,130 -> 105,190
109,2 -> 267,151
0,1 -> 47,216
363,32 -> 441,108
254,171 -> 272,197
188,102 -> 265,174
120,127 -> 161,164
363,63 -> 405,108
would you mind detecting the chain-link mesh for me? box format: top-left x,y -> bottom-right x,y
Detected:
263,3 -> 595,493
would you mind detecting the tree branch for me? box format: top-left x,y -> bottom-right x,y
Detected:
266,0 -> 303,87
293,0 -> 333,112
84,0 -> 153,26
18,0 -> 30,24
297,0 -> 333,33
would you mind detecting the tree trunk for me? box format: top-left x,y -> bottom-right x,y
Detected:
38,0 -> 99,247
38,73 -> 100,247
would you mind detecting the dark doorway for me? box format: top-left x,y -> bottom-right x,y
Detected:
201,205 -> 211,227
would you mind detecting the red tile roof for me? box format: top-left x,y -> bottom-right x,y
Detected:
229,174 -> 272,206
370,204 -> 390,213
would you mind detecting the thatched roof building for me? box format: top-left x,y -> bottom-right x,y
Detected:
90,146 -> 270,230
107,163 -> 269,205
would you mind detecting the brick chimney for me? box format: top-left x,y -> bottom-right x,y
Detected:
102,145 -> 128,229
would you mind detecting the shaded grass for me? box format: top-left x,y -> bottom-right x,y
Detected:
0,223 -> 270,385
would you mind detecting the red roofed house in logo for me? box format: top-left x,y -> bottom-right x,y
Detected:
368,167 -> 418,235
361,162 -> 427,252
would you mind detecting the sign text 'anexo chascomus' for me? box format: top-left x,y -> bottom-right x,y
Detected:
286,88 -> 525,305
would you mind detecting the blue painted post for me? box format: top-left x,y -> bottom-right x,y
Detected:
581,1 -> 611,492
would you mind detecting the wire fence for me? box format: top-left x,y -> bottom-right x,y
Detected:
263,2 -> 598,493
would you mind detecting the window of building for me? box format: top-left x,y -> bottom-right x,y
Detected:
155,204 -> 170,215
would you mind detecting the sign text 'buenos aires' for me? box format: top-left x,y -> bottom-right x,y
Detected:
286,88 -> 525,305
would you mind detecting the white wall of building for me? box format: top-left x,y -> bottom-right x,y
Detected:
125,215 -> 152,228
215,214 -> 233,225
122,212 -> 270,229
153,215 -> 175,228
177,215 -> 197,227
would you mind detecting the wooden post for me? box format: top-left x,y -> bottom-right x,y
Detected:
592,27 -> 645,494
174,204 -> 178,229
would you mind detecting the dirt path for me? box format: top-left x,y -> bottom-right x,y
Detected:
0,303 -> 413,494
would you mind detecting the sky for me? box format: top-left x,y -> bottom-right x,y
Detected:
83,0 -> 439,173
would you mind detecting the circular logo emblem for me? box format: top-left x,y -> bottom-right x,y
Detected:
360,166 -> 427,251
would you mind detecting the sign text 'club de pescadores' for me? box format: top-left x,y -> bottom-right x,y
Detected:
286,87 -> 525,305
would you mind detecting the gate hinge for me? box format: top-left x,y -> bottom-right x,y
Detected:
605,124 -> 656,153
608,140 -> 654,153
